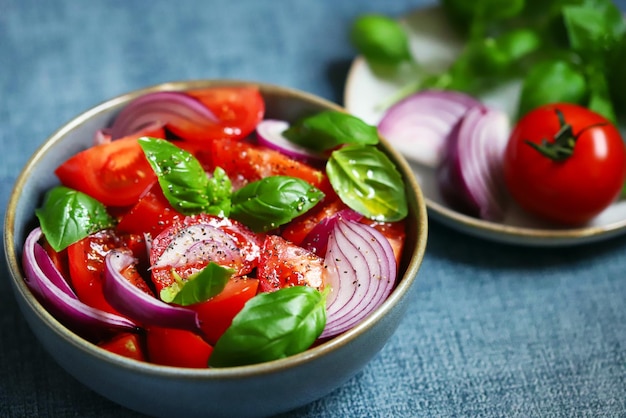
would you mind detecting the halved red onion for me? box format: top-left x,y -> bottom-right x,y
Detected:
377,90 -> 482,167
300,208 -> 363,256
320,218 -> 396,338
22,228 -> 138,334
256,119 -> 325,163
109,91 -> 218,139
103,250 -> 202,333
437,105 -> 510,221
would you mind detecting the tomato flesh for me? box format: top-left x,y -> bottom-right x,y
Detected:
193,278 -> 259,345
257,234 -> 325,293
146,326 -> 213,368
504,103 -> 626,225
55,125 -> 165,207
99,332 -> 146,361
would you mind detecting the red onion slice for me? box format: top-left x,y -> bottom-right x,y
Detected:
320,218 -> 396,338
377,90 -> 482,167
109,91 -> 218,139
22,228 -> 138,334
300,208 -> 363,256
437,105 -> 510,221
103,250 -> 202,333
256,119 -> 325,163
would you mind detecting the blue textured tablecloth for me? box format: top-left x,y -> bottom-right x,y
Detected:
2,1 -> 626,417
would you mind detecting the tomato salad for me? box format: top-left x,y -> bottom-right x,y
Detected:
22,86 -> 410,368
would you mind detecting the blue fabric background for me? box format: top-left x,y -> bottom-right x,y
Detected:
2,0 -> 626,417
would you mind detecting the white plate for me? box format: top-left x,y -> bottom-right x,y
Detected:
344,5 -> 626,246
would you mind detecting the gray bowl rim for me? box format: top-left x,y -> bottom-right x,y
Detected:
4,79 -> 428,381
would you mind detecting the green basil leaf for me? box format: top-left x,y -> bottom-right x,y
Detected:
209,286 -> 327,367
160,262 -> 233,306
139,137 -> 231,216
35,186 -> 115,252
562,2 -> 625,58
326,144 -> 407,222
230,176 -> 324,232
283,111 -> 379,152
517,59 -> 587,118
350,14 -> 413,67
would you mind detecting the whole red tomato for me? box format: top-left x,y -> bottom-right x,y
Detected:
504,103 -> 626,225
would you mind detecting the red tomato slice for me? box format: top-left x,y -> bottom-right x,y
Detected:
193,277 -> 259,345
116,181 -> 183,236
99,332 -> 146,361
55,125 -> 165,207
146,326 -> 213,368
182,86 -> 265,141
210,138 -> 330,192
149,214 -> 263,294
257,234 -> 325,293
67,230 -> 153,315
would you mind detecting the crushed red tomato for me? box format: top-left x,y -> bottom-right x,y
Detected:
33,86 -> 407,367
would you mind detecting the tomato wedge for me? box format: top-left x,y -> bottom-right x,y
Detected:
281,198 -> 348,245
146,326 -> 213,368
149,214 -> 263,294
192,278 -> 259,345
257,234 -> 325,293
99,332 -> 146,361
67,230 -> 153,316
55,125 -> 165,207
184,86 -> 265,141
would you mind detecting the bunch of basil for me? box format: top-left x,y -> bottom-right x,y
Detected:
350,0 -> 626,123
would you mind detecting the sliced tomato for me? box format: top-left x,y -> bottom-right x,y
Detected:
146,326 -> 213,368
99,332 -> 146,361
257,234 -> 325,293
210,138 -> 331,192
67,230 -> 153,315
182,86 -> 265,141
192,277 -> 259,345
281,198 -> 348,245
116,181 -> 183,236
149,214 -> 263,294
55,125 -> 165,207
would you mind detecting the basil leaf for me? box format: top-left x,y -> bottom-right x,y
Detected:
517,58 -> 588,118
139,137 -> 231,216
35,186 -> 115,252
160,262 -> 233,306
283,111 -> 379,152
350,14 -> 413,67
562,2 -> 625,58
209,286 -> 327,367
230,176 -> 325,232
327,144 -> 407,222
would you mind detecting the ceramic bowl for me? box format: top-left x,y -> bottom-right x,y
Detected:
4,80 -> 427,418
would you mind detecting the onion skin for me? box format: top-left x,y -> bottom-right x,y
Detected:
103,250 -> 202,334
22,228 -> 138,338
377,90 -> 482,167
320,218 -> 396,338
437,105 -> 510,221
109,91 -> 218,140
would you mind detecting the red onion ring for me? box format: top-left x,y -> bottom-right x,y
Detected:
437,105 -> 510,221
109,91 -> 218,139
320,218 -> 396,338
22,228 -> 138,334
103,250 -> 202,333
256,119 -> 326,163
377,90 -> 482,167
300,208 -> 363,256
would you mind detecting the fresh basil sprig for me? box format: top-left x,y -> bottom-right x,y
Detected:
349,14 -> 413,68
139,137 -> 232,216
326,144 -> 407,222
230,176 -> 325,232
35,186 -> 115,252
160,262 -> 233,306
282,111 -> 379,152
208,286 -> 327,368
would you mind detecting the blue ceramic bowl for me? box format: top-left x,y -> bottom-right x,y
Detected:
4,80 -> 427,418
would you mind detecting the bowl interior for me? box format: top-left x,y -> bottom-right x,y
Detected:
4,79 -> 427,378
